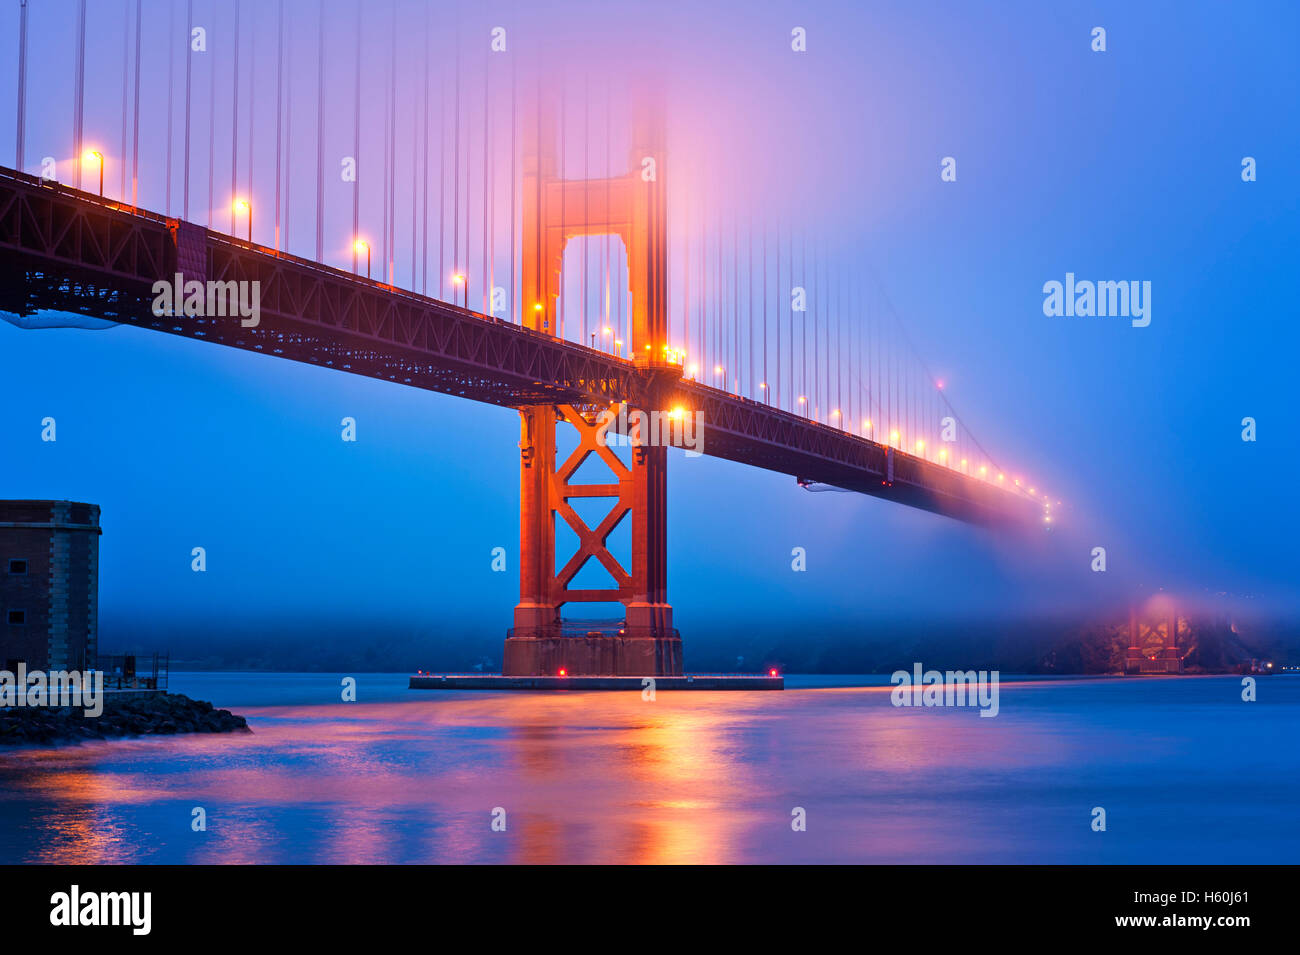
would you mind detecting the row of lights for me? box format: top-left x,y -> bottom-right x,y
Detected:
80,151 -> 1047,507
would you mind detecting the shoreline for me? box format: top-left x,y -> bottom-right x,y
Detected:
0,692 -> 250,748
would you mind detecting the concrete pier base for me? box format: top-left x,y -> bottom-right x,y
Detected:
502,632 -> 683,677
410,673 -> 783,690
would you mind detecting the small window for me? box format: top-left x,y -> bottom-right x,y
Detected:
7,560 -> 27,575
7,610 -> 25,625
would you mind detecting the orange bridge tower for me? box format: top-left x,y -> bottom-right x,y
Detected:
504,91 -> 681,677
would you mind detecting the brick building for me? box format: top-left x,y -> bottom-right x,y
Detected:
0,501 -> 101,671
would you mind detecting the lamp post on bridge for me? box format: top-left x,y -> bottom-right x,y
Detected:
233,199 -> 251,242
354,239 -> 370,279
452,273 -> 467,309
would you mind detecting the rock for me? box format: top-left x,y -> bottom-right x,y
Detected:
0,692 -> 251,748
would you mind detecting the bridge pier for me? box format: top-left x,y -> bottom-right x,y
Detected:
505,403 -> 680,677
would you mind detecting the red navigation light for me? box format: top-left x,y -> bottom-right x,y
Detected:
558,668 -> 568,677
769,668 -> 778,677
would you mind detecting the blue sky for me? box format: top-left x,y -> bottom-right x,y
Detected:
2,0 -> 1297,655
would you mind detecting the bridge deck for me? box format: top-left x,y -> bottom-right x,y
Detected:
0,165 -> 1042,529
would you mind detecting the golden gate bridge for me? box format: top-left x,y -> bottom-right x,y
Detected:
1,0 -> 1050,679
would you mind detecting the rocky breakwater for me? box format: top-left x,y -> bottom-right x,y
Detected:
0,693 -> 250,747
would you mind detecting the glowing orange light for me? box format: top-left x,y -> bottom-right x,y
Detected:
533,303 -> 543,312
353,239 -> 368,253
798,396 -> 806,403
452,273 -> 466,285
558,668 -> 568,677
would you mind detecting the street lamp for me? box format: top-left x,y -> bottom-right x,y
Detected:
233,199 -> 251,242
354,239 -> 370,279
83,150 -> 103,196
452,273 -> 467,309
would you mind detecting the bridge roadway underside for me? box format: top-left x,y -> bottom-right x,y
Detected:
0,166 -> 1039,530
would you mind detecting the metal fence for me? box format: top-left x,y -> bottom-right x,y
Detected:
98,652 -> 169,691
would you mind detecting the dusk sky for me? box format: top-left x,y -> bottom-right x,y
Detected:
2,0 -> 1297,656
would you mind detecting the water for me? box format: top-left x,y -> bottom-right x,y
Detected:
0,672 -> 1294,864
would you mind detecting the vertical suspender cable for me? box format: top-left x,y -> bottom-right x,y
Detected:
352,0 -> 360,271
72,0 -> 85,189
249,11 -> 256,233
119,0 -> 127,197
438,57 -> 446,300
166,0 -> 175,207
452,15 -> 460,298
15,0 -> 27,171
206,1 -> 214,226
484,53 -> 492,312
230,0 -> 239,234
275,0 -> 283,251
315,0 -> 325,261
422,5 -> 430,292
284,7 -> 292,250
131,0 -> 141,206
509,48 -> 516,320
762,217 -> 768,396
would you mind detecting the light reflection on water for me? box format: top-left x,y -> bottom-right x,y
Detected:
0,673 -> 1296,863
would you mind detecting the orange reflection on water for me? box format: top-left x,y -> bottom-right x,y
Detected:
0,679 -> 1142,864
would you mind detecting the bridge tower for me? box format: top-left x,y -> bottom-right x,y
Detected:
1124,603 -> 1183,674
504,90 -> 681,677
